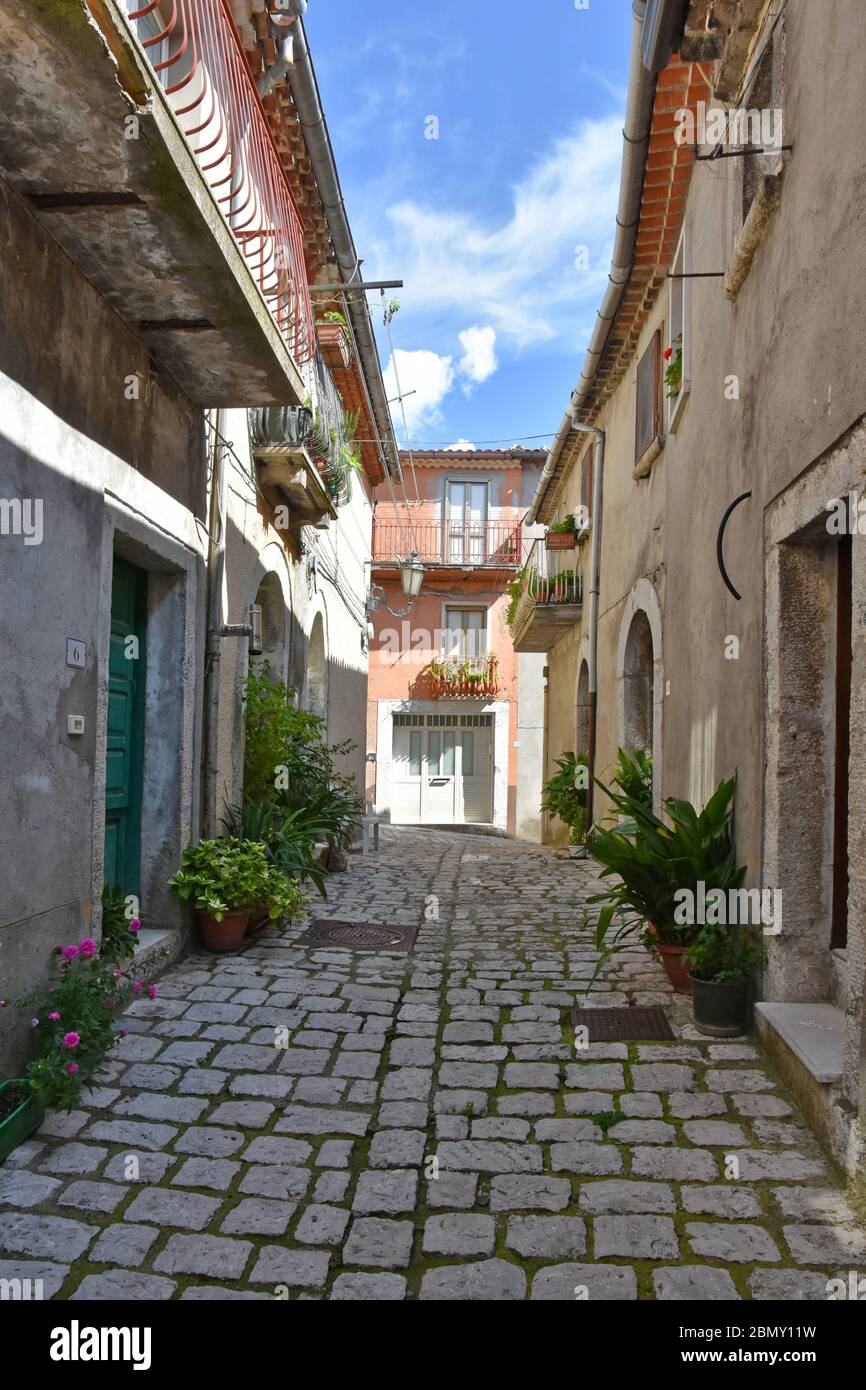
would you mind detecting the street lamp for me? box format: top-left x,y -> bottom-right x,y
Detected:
367,551 -> 425,619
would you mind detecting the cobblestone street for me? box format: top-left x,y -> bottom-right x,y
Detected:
1,828 -> 864,1301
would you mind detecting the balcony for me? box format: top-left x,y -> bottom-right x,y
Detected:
372,519 -> 522,569
510,539 -> 584,652
249,406 -> 336,527
428,655 -> 500,700
0,0 -> 313,404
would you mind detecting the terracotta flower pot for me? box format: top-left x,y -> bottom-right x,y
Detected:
197,910 -> 249,953
545,531 -> 576,550
647,924 -> 692,994
245,904 -> 271,936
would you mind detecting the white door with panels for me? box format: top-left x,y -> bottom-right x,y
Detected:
391,711 -> 493,824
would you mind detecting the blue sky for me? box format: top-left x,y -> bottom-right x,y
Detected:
306,0 -> 633,450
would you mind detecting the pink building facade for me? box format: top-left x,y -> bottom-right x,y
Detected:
366,449 -> 545,836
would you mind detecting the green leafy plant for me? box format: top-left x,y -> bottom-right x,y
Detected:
592,1110 -> 625,1135
542,751 -> 589,844
99,883 -> 140,963
685,921 -> 764,984
168,838 -> 306,923
10,942 -> 143,1111
319,310 -> 348,328
664,333 -> 683,400
611,747 -> 653,810
582,776 -> 746,991
548,513 -> 577,534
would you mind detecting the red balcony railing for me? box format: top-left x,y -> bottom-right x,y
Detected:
372,519 -> 523,568
428,655 -> 500,700
124,0 -> 315,364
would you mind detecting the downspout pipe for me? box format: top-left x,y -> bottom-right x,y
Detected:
285,18 -> 403,483
202,409 -> 228,839
527,0 -> 657,527
571,423 -> 605,831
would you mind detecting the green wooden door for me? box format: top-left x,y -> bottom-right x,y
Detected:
104,558 -> 147,896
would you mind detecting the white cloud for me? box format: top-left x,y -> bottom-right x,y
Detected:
458,326 -> 497,391
361,115 -> 623,352
382,348 -> 454,439
445,439 -> 476,451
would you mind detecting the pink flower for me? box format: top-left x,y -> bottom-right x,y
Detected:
120,1029 -> 129,1038
114,968 -> 122,979
48,1011 -> 61,1022
66,1062 -> 79,1075
147,985 -> 157,1001
61,1031 -> 81,1049
133,980 -> 143,996
61,945 -> 79,961
78,938 -> 97,958
30,1017 -> 39,1028
102,1000 -> 115,1010
128,918 -> 141,934
0,1000 -> 5,1009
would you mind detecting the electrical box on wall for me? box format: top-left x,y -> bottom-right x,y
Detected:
67,715 -> 85,736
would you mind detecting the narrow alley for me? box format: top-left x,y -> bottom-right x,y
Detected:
1,829 -> 862,1302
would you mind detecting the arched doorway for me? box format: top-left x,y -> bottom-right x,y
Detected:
307,611 -> 328,721
253,571 -> 288,681
622,610 -> 654,756
576,659 -> 591,757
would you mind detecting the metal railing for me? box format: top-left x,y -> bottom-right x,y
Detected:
509,538 -> 583,634
428,655 -> 500,699
372,518 -> 522,567
123,0 -> 315,364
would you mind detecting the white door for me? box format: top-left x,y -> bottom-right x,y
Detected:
447,482 -> 488,563
390,711 -> 493,825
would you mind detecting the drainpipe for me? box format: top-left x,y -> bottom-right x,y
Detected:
284,18 -> 403,483
202,410 -> 228,839
571,424 -> 605,830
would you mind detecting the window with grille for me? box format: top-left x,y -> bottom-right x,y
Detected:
635,329 -> 662,464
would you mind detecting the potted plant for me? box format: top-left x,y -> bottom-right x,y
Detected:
317,311 -> 352,369
542,752 -> 589,854
611,746 -> 653,810
169,838 -> 306,952
545,514 -> 578,551
664,333 -> 683,401
0,1078 -> 44,1162
686,922 -> 764,1036
583,776 -> 746,994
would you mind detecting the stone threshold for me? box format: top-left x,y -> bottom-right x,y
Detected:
755,1001 -> 844,1085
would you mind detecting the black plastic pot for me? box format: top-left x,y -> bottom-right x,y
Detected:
690,973 -> 750,1037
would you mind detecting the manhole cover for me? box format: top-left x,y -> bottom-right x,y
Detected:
298,920 -> 418,953
570,1005 -> 674,1042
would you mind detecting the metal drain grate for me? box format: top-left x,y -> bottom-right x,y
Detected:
298,920 -> 419,953
570,1005 -> 675,1042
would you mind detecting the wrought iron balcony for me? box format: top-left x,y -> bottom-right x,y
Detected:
428,655 -> 500,700
122,0 -> 315,365
372,519 -> 522,568
509,539 -> 584,652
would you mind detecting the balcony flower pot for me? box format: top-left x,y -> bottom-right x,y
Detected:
317,321 -> 352,370
690,973 -> 750,1037
545,530 -> 576,551
197,910 -> 249,953
0,1079 -> 44,1163
647,924 -> 692,994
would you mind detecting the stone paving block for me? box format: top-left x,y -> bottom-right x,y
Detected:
331,1273 -> 407,1300
503,1063 -> 559,1089
250,1245 -> 331,1288
171,1157 -> 240,1192
705,1069 -> 774,1092
550,1142 -> 622,1176
420,1259 -> 526,1301
0,1171 -> 61,1208
731,1092 -> 792,1117
0,1258 -> 68,1299
531,1263 -> 637,1300
343,1218 -> 415,1268
369,1128 -> 427,1169
423,1213 -> 495,1256
653,1267 -> 741,1300
564,1063 -> 625,1090
156,1234 -> 252,1280
275,1106 -> 370,1137
57,1180 -> 128,1214
436,1140 -> 542,1173
206,1101 -> 274,1129
630,1064 -> 696,1093
594,1215 -> 680,1260
682,1120 -> 749,1147
630,1146 -> 718,1181
239,1166 -> 311,1202
471,1117 -> 530,1141
115,1093 -> 207,1124
433,1089 -> 486,1116
0,1211 -> 97,1261
211,1044 -> 277,1072
41,1142 -> 109,1175
174,1126 -> 244,1158
668,1092 -> 727,1118
88,1223 -> 159,1267
783,1223 -> 866,1264
681,1185 -> 763,1219
332,1051 -> 380,1079
499,1092 -> 556,1117
102,1152 -> 176,1184
438,1062 -> 499,1089
506,1216 -> 586,1259
427,1173 -> 478,1209
221,1199 -> 296,1236
294,1203 -> 351,1247
619,1092 -> 663,1118
313,1171 -> 350,1203
179,1068 -> 231,1096
72,1270 -> 177,1300
389,1038 -> 437,1066
489,1176 -> 571,1211
749,1269 -> 835,1301
124,1186 -> 221,1231
85,1120 -> 178,1151
771,1187 -> 857,1224
579,1180 -> 676,1215
316,1139 -> 355,1168
353,1169 -> 418,1214
730,1150 -> 829,1182
686,1222 -> 781,1263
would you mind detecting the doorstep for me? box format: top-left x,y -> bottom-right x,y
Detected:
754,1000 -> 845,1165
132,926 -> 185,982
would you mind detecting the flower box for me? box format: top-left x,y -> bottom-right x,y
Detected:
545,530 -> 577,551
0,1079 -> 44,1162
317,321 -> 352,370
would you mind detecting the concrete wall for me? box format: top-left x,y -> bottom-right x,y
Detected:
0,177 -> 206,1076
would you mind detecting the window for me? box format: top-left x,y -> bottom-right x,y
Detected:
666,226 -> 690,430
444,607 -> 487,658
446,481 -> 488,563
635,329 -> 663,465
